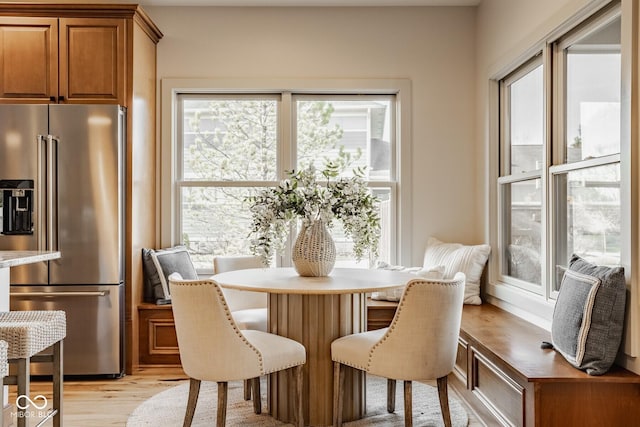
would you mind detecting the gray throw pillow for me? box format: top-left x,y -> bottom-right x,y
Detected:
141,246 -> 198,304
551,254 -> 626,375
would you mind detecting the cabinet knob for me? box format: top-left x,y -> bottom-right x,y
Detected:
49,96 -> 56,102
58,96 -> 65,102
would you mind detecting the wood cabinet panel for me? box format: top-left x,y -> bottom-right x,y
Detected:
471,347 -> 525,427
537,382 -> 640,427
0,17 -> 57,101
0,16 -> 125,104
454,336 -> 468,385
366,298 -> 397,331
148,319 -> 179,353
138,304 -> 180,366
59,18 -> 125,104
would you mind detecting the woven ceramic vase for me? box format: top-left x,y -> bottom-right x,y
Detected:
292,220 -> 336,277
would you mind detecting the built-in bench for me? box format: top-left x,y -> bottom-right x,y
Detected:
452,304 -> 640,426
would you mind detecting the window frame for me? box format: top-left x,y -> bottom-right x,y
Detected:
497,54 -> 547,294
488,1 -> 626,323
161,78 -> 412,274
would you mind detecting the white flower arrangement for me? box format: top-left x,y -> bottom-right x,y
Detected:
247,163 -> 381,264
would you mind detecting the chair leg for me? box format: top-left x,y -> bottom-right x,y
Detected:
243,379 -> 252,401
53,340 -> 63,427
387,379 -> 396,413
332,361 -> 345,427
251,377 -> 261,414
294,365 -> 304,427
437,376 -> 452,427
16,357 -> 29,427
403,380 -> 412,427
183,378 -> 201,427
216,382 -> 228,427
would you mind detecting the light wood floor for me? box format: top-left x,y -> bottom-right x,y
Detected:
9,367 -> 486,426
8,367 -> 188,427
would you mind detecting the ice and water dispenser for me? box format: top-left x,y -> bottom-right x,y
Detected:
0,180 -> 34,235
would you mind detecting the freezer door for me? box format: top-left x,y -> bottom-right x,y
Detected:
10,284 -> 124,376
48,105 -> 124,285
0,105 -> 49,284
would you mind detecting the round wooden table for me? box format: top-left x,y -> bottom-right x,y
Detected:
212,267 -> 416,427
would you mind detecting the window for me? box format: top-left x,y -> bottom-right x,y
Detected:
495,5 -> 622,301
176,92 -> 398,272
177,95 -> 279,270
294,96 -> 395,266
551,12 -> 621,291
498,58 -> 544,292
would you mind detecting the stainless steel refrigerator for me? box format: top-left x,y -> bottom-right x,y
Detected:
0,104 -> 125,377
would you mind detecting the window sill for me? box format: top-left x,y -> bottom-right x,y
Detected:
484,281 -> 555,331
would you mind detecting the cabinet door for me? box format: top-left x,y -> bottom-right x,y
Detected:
0,17 -> 58,102
59,18 -> 125,105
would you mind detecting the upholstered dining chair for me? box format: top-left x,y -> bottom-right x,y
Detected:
213,255 -> 267,401
169,274 -> 306,427
331,272 -> 466,427
213,255 -> 267,331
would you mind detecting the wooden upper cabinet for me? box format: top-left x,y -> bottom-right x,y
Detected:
59,18 -> 125,104
0,17 -> 58,102
0,16 -> 125,105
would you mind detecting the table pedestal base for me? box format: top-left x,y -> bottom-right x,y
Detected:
268,292 -> 367,426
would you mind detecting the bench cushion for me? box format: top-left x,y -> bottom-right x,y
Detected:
551,254 -> 626,375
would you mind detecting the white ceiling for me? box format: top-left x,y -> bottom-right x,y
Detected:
140,0 -> 481,6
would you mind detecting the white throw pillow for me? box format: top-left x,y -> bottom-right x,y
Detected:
371,262 -> 444,302
422,237 -> 491,305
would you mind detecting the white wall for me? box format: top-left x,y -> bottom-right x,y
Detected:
145,6 -> 478,266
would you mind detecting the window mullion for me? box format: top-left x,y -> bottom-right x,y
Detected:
281,92 -> 294,178
542,43 -> 553,301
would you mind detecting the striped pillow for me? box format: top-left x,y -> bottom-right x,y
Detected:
551,254 -> 626,375
422,237 -> 491,305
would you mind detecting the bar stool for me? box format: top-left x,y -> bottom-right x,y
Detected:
0,311 -> 66,427
0,340 -> 8,427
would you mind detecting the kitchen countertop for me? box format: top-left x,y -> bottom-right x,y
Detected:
0,250 -> 61,268
0,251 -> 61,311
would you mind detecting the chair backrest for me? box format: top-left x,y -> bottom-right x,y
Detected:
168,274 -> 264,382
368,272 -> 466,381
213,255 -> 267,311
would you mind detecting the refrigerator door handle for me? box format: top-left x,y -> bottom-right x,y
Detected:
36,135 -> 47,251
46,135 -> 59,252
10,291 -> 110,297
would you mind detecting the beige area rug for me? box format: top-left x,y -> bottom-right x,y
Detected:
127,375 -> 469,426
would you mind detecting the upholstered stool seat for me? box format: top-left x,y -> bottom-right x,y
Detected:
0,311 -> 66,427
0,340 -> 8,378
0,311 -> 66,359
0,340 -> 8,427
